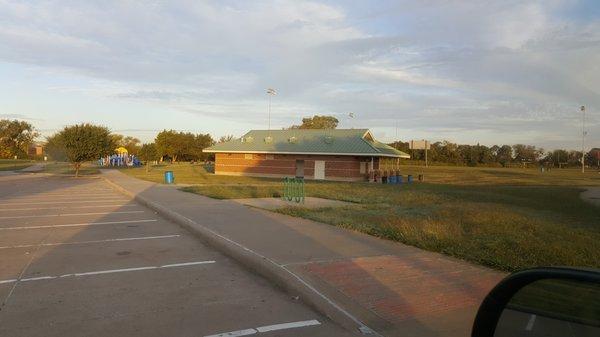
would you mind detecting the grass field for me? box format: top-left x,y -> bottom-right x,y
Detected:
0,159 -> 36,171
43,162 -> 100,175
121,163 -> 600,272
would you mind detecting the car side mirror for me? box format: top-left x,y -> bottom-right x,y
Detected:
472,267 -> 600,337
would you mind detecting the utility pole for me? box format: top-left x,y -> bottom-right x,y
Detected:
581,105 -> 586,173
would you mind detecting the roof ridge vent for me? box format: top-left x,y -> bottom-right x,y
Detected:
288,136 -> 298,143
264,136 -> 273,143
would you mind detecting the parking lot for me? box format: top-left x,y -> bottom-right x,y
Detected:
0,174 -> 350,337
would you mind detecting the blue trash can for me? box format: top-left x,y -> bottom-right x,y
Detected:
407,175 -> 413,183
397,175 -> 403,184
388,175 -> 397,184
164,171 -> 174,184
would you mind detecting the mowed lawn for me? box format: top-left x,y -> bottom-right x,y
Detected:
43,162 -> 100,175
122,163 -> 600,272
0,159 -> 36,171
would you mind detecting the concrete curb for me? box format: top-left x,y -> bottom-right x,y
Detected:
102,175 -> 380,336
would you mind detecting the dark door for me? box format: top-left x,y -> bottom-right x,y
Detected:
295,160 -> 305,178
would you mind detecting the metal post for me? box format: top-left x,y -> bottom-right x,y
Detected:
581,105 -> 586,173
267,88 -> 276,133
425,141 -> 428,167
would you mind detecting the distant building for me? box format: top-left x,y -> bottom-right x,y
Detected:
203,129 -> 410,181
28,144 -> 44,157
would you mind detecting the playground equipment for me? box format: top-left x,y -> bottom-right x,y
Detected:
98,148 -> 141,167
283,177 -> 305,203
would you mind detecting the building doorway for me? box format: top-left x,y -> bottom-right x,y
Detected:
314,160 -> 325,180
295,160 -> 305,178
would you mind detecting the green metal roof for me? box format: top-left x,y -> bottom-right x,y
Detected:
203,129 -> 410,158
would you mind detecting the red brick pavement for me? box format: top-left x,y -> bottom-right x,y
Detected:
303,254 -> 504,325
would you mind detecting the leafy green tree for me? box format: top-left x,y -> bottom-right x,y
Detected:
193,133 -> 215,161
513,144 -> 542,164
0,119 -> 39,158
291,115 -> 339,129
495,145 -> 513,167
51,124 -> 114,177
138,143 -> 159,172
155,130 -> 214,162
111,134 -> 141,155
155,130 -> 179,162
44,133 -> 67,161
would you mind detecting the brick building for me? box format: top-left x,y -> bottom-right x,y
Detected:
203,129 -> 410,181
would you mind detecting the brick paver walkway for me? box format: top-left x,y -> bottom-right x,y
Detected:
303,254 -> 503,336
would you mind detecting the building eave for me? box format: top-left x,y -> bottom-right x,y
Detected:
203,149 -> 410,158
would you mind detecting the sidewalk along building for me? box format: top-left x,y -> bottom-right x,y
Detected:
203,129 -> 410,181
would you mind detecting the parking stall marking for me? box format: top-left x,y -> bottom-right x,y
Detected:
3,192 -> 118,197
0,199 -> 130,206
0,219 -> 158,230
525,314 -> 536,331
204,319 -> 322,337
2,195 -> 126,201
0,210 -> 144,220
0,204 -> 139,212
0,234 -> 181,249
0,260 -> 216,285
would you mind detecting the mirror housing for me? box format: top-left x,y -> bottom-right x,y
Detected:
471,267 -> 600,337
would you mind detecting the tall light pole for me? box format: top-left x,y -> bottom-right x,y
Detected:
581,105 -> 586,173
267,88 -> 276,132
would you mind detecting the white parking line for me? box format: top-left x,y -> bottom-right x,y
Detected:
4,193 -> 117,198
0,234 -> 181,249
0,219 -> 158,230
525,314 -> 536,331
0,199 -> 129,206
0,210 -> 144,220
0,204 -> 138,211
256,320 -> 321,332
0,260 -> 216,285
204,320 -> 321,337
2,195 -> 122,201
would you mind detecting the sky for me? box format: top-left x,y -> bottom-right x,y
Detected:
0,0 -> 599,150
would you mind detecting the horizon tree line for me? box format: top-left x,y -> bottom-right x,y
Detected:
1,117 -> 598,168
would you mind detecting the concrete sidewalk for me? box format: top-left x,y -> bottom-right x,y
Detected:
19,163 -> 46,172
581,187 -> 600,206
102,170 -> 505,337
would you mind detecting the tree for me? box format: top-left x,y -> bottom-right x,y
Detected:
194,133 -> 215,161
155,130 -> 215,162
0,119 -> 39,158
291,115 -> 339,129
51,124 -> 114,177
495,145 -> 513,167
218,135 -> 234,143
513,144 -> 541,164
155,130 -> 179,162
138,143 -> 159,172
44,133 -> 67,161
111,134 -> 141,155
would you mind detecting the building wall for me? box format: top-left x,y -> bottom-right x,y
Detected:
214,153 -> 378,181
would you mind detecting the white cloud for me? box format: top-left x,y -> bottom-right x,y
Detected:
0,0 -> 598,148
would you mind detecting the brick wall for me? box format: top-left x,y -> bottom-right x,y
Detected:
215,153 -> 376,181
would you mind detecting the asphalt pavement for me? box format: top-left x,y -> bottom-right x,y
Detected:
0,174 -> 351,337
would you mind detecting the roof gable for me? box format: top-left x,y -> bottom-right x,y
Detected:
204,129 -> 410,158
